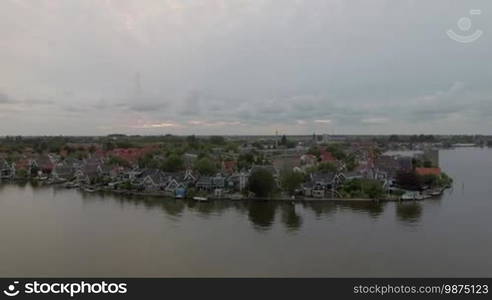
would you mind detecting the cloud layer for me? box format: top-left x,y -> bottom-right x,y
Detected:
1,0 -> 491,135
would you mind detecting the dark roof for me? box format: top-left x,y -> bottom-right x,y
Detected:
83,163 -> 99,178
311,172 -> 337,183
140,169 -> 167,184
196,176 -> 212,185
398,157 -> 413,170
54,165 -> 74,178
250,165 -> 278,175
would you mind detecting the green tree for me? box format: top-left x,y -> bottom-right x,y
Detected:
162,154 -> 184,172
280,170 -> 304,195
247,168 -> 275,197
103,142 -> 116,151
209,136 -> 225,145
195,157 -> 217,175
326,144 -> 346,160
237,152 -> 255,170
280,135 -> 287,146
423,160 -> 433,168
307,146 -> 321,157
364,180 -> 385,199
186,135 -> 200,149
16,169 -> 28,179
318,162 -> 337,173
343,154 -> 358,171
88,145 -> 97,154
108,155 -> 130,168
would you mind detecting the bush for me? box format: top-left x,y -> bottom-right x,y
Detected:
396,171 -> 422,190
317,162 -> 337,173
162,154 -> 184,172
247,169 -> 275,197
195,157 -> 217,175
280,170 -> 304,195
340,179 -> 385,199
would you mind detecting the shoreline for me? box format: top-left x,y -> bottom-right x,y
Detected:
0,180 -> 449,203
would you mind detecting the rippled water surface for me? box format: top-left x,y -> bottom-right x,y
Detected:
1,148 -> 491,277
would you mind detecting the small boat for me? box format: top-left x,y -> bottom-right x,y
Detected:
63,182 -> 79,189
230,194 -> 243,201
83,187 -> 96,193
430,189 -> 443,196
193,196 -> 208,202
400,192 -> 415,200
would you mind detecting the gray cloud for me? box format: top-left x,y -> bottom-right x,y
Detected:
0,0 -> 491,135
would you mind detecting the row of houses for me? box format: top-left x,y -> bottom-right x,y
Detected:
1,144 -> 442,198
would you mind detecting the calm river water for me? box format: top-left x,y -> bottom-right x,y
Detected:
1,148 -> 491,277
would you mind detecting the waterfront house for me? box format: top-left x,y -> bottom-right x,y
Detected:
0,160 -> 15,180
373,155 -> 400,181
15,157 -> 39,177
195,173 -> 227,192
63,157 -> 84,169
212,173 -> 226,189
158,172 -> 187,195
34,155 -> 55,176
75,163 -> 99,184
304,172 -> 344,198
226,172 -> 248,192
138,169 -> 167,191
181,169 -> 197,187
52,164 -> 75,181
342,170 -> 364,181
195,176 -> 213,191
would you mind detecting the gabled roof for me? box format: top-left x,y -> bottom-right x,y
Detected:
320,150 -> 336,162
35,155 -> 54,169
374,155 -> 400,171
140,169 -> 167,185
54,165 -> 74,178
82,163 -> 99,178
1,159 -> 11,169
311,172 -> 337,183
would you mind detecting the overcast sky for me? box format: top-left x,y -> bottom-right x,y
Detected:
1,0 -> 491,135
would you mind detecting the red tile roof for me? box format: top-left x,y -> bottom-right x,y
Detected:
109,147 -> 155,163
415,167 -> 441,176
320,150 -> 336,162
223,160 -> 237,173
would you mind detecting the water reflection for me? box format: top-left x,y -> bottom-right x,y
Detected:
280,204 -> 302,232
247,201 -> 276,231
396,202 -> 423,224
338,201 -> 387,218
309,202 -> 337,218
9,183 -> 427,231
